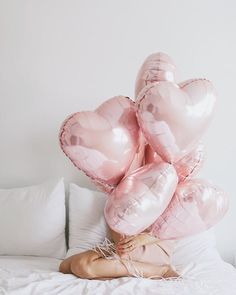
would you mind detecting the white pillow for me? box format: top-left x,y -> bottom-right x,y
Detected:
66,183 -> 110,258
0,178 -> 66,259
173,229 -> 221,267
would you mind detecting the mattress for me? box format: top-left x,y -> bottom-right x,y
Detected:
0,255 -> 236,295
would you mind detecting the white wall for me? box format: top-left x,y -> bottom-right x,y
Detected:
0,0 -> 235,263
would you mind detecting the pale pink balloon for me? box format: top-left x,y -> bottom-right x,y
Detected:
104,162 -> 178,235
136,79 -> 216,163
148,179 -> 229,240
135,52 -> 177,98
174,142 -> 205,182
144,142 -> 205,182
59,96 -> 142,193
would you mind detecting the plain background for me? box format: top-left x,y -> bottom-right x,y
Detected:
0,0 -> 235,263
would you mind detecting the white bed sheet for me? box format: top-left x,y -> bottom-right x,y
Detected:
0,255 -> 236,295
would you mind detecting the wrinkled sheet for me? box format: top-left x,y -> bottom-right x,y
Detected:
0,255 -> 236,295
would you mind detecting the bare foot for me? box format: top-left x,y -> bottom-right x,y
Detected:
163,265 -> 180,279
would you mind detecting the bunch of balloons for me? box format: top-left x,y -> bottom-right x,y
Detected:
59,52 -> 229,240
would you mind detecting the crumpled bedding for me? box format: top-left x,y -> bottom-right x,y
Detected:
0,255 -> 236,295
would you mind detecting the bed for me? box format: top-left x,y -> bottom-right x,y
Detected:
0,179 -> 236,295
0,253 -> 236,295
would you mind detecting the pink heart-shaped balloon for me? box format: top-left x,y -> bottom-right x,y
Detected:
136,79 -> 216,163
59,96 -> 141,192
144,142 -> 205,182
104,162 -> 178,235
149,179 -> 229,240
135,52 -> 177,98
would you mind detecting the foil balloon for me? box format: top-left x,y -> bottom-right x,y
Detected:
174,142 -> 205,182
135,52 -> 177,99
148,179 -> 229,240
104,162 -> 178,235
59,96 -> 142,193
136,79 -> 216,163
144,142 -> 205,182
